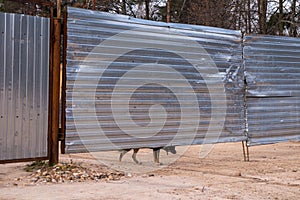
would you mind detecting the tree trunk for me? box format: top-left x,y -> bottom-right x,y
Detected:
137,0 -> 143,18
243,0 -> 248,33
57,0 -> 61,18
167,0 -> 171,22
236,0 -> 241,30
233,0 -> 239,30
258,0 -> 267,34
289,0 -> 297,37
258,0 -> 261,30
122,0 -> 126,15
204,0 -> 210,26
247,0 -> 252,33
278,0 -> 283,35
145,0 -> 150,20
178,0 -> 187,20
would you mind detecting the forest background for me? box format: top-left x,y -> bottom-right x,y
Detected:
0,0 -> 299,37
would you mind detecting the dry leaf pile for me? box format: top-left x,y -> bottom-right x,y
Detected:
16,161 -> 125,184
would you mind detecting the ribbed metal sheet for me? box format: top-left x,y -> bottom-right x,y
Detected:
65,7 -> 245,153
244,35 -> 300,145
0,12 -> 49,161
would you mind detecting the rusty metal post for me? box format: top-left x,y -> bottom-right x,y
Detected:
48,4 -> 54,163
49,18 -> 61,165
60,9 -> 68,154
57,0 -> 62,18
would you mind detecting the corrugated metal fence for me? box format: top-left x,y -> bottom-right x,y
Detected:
0,12 -> 50,161
66,7 -> 246,153
66,7 -> 300,153
244,35 -> 300,145
1,7 -> 299,161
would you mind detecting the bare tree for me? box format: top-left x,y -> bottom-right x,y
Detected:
122,0 -> 126,15
289,0 -> 297,36
145,0 -> 150,20
167,0 -> 171,22
278,0 -> 283,35
63,0 -> 299,37
247,0 -> 252,33
258,0 -> 267,34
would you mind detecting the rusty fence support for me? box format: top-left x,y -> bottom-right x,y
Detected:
49,18 -> 61,165
48,4 -> 54,164
57,0 -> 62,18
60,8 -> 68,154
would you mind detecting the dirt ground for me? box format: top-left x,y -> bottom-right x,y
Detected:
0,141 -> 299,200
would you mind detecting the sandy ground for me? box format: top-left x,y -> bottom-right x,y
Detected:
0,141 -> 299,200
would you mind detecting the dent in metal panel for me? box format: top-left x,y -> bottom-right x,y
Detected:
65,7 -> 246,153
244,34 -> 300,145
0,12 -> 49,161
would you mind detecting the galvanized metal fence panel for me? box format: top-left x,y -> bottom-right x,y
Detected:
0,12 -> 49,161
65,7 -> 245,153
244,35 -> 300,145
